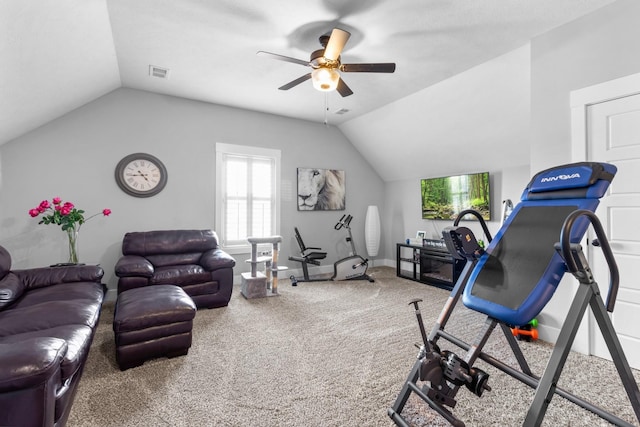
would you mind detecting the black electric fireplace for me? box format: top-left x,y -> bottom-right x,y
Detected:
396,240 -> 466,290
420,239 -> 465,290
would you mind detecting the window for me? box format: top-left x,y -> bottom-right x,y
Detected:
215,143 -> 281,253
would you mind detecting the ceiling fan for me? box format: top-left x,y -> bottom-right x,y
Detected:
257,28 -> 396,97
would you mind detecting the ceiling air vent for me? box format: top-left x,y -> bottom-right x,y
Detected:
334,108 -> 350,115
149,65 -> 170,79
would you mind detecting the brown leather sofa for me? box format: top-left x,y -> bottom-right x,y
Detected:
0,245 -> 105,427
114,229 -> 236,309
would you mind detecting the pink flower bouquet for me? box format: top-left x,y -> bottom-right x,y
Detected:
29,197 -> 111,263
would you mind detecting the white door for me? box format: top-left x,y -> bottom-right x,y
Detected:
586,92 -> 640,369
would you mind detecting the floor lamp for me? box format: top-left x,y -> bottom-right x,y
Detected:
365,205 -> 381,264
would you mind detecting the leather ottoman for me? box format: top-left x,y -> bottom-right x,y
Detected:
113,285 -> 196,370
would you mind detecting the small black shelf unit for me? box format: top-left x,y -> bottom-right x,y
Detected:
396,240 -> 465,291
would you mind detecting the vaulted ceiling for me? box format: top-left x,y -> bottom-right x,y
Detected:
1,0 -> 617,180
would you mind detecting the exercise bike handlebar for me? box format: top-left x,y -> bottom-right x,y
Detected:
335,214 -> 353,230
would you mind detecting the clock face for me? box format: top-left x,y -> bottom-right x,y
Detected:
115,153 -> 168,197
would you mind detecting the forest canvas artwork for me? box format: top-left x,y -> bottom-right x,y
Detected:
421,172 -> 490,220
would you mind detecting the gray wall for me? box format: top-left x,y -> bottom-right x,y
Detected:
0,88 -> 384,292
530,0 -> 640,341
531,0 -> 640,171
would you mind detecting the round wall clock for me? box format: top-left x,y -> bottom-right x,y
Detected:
114,153 -> 168,197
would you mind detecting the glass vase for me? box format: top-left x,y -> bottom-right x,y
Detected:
66,228 -> 79,264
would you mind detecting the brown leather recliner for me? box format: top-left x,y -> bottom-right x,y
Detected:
0,245 -> 105,427
114,229 -> 236,309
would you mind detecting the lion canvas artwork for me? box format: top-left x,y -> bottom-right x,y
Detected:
297,168 -> 346,211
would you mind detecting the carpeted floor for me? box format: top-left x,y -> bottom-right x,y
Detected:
67,267 -> 640,426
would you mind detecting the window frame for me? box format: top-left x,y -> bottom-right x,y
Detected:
215,143 -> 281,254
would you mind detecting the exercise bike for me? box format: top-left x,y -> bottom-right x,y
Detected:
288,214 -> 374,285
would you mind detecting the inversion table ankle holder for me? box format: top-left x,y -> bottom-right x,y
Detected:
388,162 -> 640,427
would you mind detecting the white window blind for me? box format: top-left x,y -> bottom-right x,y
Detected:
215,143 -> 280,253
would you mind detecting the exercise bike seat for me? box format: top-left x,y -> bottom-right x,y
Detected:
293,227 -> 327,261
462,162 -> 616,327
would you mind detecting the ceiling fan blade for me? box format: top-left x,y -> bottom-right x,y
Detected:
340,63 -> 396,73
278,73 -> 312,91
257,51 -> 310,67
323,28 -> 351,61
336,78 -> 353,97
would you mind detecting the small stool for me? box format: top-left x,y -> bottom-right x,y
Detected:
113,285 -> 196,370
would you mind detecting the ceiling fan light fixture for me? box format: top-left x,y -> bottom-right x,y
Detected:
311,68 -> 339,92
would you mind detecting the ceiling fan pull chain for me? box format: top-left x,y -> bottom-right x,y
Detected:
324,93 -> 329,126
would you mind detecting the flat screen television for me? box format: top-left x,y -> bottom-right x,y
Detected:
421,172 -> 491,220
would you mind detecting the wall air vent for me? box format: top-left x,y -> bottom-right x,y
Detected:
334,108 -> 350,115
149,65 -> 170,79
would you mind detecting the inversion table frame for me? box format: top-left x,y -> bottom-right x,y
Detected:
388,162 -> 640,427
